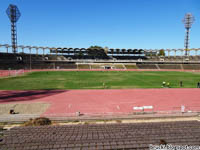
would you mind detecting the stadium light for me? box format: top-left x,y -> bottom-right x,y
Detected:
6,4 -> 21,53
182,13 -> 195,56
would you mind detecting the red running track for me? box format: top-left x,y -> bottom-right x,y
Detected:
0,89 -> 200,116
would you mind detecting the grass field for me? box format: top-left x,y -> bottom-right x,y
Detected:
0,71 -> 200,90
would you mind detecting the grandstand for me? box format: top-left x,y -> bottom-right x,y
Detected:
1,44 -> 200,70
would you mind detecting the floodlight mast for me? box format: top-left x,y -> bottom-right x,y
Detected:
6,4 -> 21,53
182,13 -> 195,56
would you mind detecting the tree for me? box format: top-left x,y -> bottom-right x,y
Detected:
87,46 -> 108,59
89,46 -> 103,49
158,49 -> 165,56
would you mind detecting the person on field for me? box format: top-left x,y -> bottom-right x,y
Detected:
180,81 -> 183,87
162,81 -> 166,88
181,105 -> 185,113
197,82 -> 200,88
103,82 -> 105,89
167,82 -> 170,88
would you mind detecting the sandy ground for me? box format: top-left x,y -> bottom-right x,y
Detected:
0,102 -> 50,115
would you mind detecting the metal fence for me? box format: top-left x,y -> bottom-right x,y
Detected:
0,69 -> 25,77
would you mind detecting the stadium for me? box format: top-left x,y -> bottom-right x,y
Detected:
1,1 -> 200,150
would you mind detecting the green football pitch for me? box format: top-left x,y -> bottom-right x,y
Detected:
0,71 -> 200,90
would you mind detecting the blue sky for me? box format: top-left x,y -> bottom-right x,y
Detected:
0,0 -> 199,49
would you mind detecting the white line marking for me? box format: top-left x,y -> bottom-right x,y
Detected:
68,104 -> 71,108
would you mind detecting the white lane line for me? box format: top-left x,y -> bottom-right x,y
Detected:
116,105 -> 120,110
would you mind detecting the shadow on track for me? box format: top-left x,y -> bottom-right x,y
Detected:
0,90 -> 66,103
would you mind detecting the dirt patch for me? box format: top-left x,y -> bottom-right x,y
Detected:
0,102 -> 50,115
24,117 -> 52,126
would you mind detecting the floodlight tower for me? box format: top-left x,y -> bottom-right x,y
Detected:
6,4 -> 21,53
182,13 -> 195,56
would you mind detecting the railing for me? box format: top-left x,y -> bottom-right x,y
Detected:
0,69 -> 26,77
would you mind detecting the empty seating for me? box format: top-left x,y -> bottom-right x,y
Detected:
91,64 -> 103,69
55,63 -> 77,69
1,52 -> 200,70
158,64 -> 182,69
113,64 -> 125,69
77,64 -> 90,69
182,64 -> 200,70
137,64 -> 158,69
124,65 -> 138,69
1,121 -> 200,150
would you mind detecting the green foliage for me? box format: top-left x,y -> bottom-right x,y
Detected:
87,46 -> 108,59
88,46 -> 103,49
158,49 -> 165,56
75,51 -> 84,59
24,117 -> 52,126
0,71 -> 200,90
